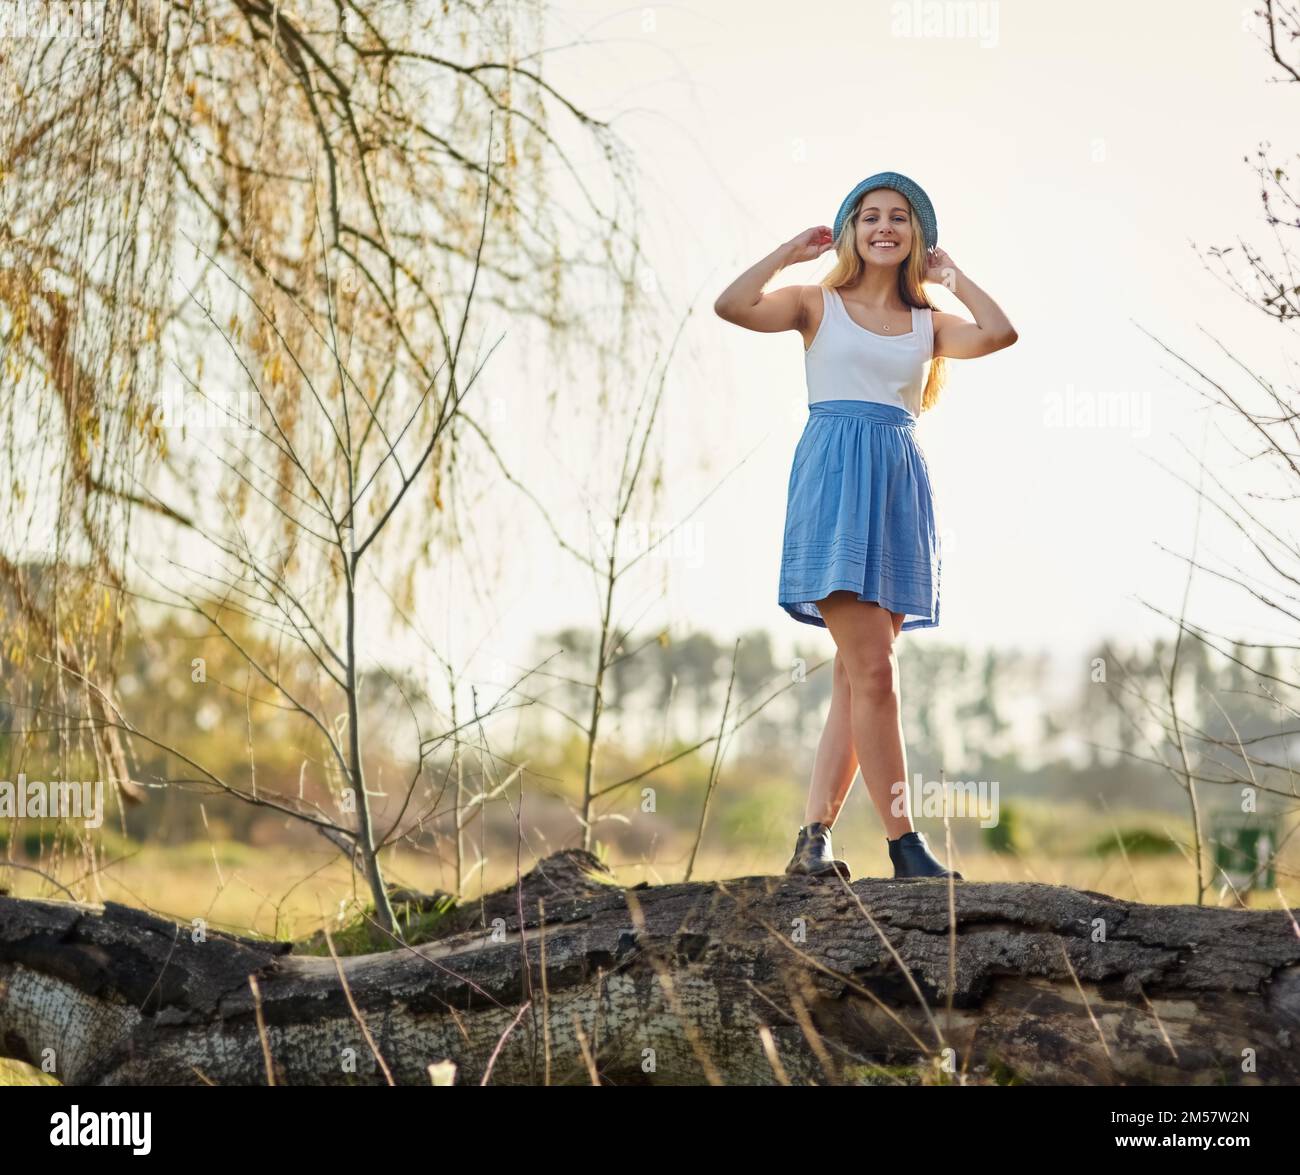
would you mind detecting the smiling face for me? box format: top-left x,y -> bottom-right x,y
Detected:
853,187 -> 915,268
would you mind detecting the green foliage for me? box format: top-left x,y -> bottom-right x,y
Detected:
0,823 -> 79,858
159,839 -> 260,868
985,1054 -> 1028,1086
0,821 -> 132,860
841,1062 -> 925,1086
981,802 -> 1019,855
1089,827 -> 1179,858
716,783 -> 788,842
295,892 -> 459,956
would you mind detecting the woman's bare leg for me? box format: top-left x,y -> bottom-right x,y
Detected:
816,592 -> 914,840
803,651 -> 859,827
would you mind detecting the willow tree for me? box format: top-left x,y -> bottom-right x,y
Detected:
0,1 -> 647,932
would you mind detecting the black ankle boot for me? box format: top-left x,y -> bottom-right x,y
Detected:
888,831 -> 962,880
785,822 -> 851,881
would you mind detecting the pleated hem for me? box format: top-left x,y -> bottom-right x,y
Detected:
779,591 -> 938,632
779,555 -> 942,631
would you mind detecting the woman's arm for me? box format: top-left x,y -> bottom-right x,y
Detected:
714,227 -> 833,334
925,247 -> 1018,359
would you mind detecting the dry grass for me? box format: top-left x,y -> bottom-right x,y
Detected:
4,828 -> 1292,940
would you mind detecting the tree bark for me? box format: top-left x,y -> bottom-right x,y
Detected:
1,849 -> 1297,1085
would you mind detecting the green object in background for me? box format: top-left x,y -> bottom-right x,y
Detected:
982,803 -> 1018,855
1209,812 -> 1277,891
1090,827 -> 1180,858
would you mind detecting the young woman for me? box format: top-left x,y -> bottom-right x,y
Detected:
714,171 -> 1017,882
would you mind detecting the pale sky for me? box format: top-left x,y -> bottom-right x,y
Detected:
416,0 -> 1300,704
54,1 -> 1289,711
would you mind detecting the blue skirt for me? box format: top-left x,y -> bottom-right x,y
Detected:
778,400 -> 941,630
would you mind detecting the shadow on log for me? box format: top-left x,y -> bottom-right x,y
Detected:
2,849 -> 1298,1085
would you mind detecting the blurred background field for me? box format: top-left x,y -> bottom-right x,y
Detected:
5,620 -> 1295,924
6,796 -> 1289,929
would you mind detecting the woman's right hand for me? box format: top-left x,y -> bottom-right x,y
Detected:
785,226 -> 835,264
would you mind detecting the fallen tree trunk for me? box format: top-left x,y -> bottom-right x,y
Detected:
2,849 -> 1297,1085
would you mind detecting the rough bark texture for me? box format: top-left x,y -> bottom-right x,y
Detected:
1,849 -> 1297,1085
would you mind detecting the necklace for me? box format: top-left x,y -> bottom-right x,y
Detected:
839,289 -> 907,333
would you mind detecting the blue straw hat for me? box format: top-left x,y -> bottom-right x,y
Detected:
832,171 -> 938,252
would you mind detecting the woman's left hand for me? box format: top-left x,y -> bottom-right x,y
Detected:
923,246 -> 959,287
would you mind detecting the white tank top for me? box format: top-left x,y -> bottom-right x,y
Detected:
805,286 -> 934,418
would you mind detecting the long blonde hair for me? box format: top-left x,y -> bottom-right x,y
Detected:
820,193 -> 948,413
